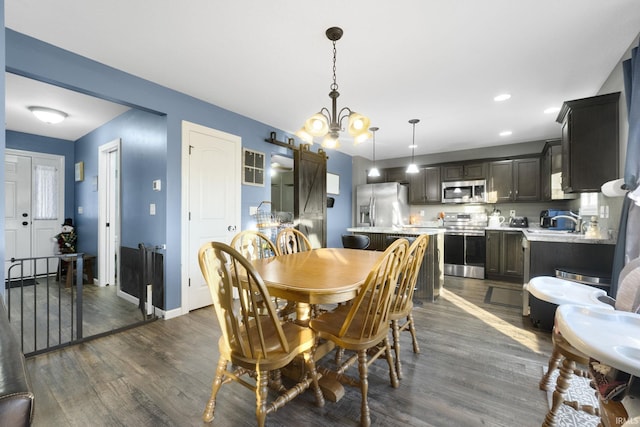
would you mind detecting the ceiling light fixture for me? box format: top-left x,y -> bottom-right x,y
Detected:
494,93 -> 511,102
29,106 -> 68,124
368,127 -> 380,178
296,27 -> 371,149
406,119 -> 420,174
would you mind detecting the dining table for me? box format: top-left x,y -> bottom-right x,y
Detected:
250,247 -> 384,322
250,247 -> 385,401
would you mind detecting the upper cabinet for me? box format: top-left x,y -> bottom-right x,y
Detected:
441,162 -> 486,181
557,92 -> 620,193
409,166 -> 441,204
488,158 -> 540,202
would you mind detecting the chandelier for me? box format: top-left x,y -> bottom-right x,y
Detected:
296,27 -> 371,149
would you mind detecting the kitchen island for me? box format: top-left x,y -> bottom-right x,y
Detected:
346,227 -> 444,302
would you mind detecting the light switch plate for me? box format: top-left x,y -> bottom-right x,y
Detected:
150,203 -> 156,215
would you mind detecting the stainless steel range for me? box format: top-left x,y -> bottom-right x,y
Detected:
443,212 -> 487,279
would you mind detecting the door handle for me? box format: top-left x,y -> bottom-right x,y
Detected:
22,221 -> 29,226
22,213 -> 28,217
227,225 -> 237,232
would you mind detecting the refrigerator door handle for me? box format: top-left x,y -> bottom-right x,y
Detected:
370,197 -> 375,227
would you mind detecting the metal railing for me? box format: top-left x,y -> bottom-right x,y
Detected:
5,254 -> 85,356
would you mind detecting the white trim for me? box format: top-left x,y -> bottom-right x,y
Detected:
98,139 -> 121,288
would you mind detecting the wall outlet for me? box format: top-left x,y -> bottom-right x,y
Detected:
249,206 -> 258,216
509,210 -> 516,218
419,210 -> 425,217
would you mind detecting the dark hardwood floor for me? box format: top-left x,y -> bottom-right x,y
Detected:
25,277 -> 554,426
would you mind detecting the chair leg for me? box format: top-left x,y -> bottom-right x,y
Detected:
357,349 -> 371,427
391,320 -> 403,380
335,347 -> 345,365
304,352 -> 325,407
203,356 -> 227,423
542,356 -> 576,427
406,313 -> 420,354
540,345 -> 562,391
256,369 -> 269,427
383,336 -> 399,389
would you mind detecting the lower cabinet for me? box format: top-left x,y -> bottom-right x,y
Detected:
354,232 -> 444,301
485,230 -> 524,283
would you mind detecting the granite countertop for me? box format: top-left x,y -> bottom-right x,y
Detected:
485,225 -> 616,245
347,226 -> 444,236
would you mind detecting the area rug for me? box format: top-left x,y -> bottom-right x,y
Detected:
484,286 -> 521,308
543,367 -> 599,427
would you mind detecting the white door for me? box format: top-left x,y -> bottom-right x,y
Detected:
5,150 -> 64,279
98,139 -> 120,287
182,121 -> 241,312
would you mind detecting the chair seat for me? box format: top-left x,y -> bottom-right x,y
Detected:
310,306 -> 388,351
220,320 -> 316,371
527,276 -> 613,307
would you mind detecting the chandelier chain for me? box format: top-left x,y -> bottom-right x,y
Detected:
331,40 -> 338,92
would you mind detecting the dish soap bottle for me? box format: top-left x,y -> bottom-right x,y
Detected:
584,216 -> 601,239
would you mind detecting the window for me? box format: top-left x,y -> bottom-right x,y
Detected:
243,148 -> 265,186
33,164 -> 59,220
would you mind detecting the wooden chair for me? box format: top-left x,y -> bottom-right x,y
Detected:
275,228 -> 312,255
309,238 -> 409,427
341,234 -> 370,249
389,234 -> 429,379
230,230 -> 278,261
539,257 -> 640,427
198,242 -> 324,426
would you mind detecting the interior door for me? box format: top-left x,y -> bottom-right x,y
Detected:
294,148 -> 327,248
98,139 -> 120,287
183,121 -> 241,312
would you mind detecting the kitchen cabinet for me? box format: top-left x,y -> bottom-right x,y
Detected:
386,167 -> 409,184
485,230 -> 524,283
441,162 -> 486,181
409,166 -> 441,204
541,140 -> 574,201
488,158 -> 540,202
557,92 -> 619,193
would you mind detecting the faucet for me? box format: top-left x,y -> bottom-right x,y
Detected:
550,211 -> 583,233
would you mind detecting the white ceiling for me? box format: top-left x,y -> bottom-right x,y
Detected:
5,1 -> 640,160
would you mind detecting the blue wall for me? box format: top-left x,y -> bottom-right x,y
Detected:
3,28 -> 353,311
6,130 -> 76,219
74,109 -> 167,252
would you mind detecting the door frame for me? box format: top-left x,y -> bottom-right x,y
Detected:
180,120 -> 241,315
98,139 -> 121,288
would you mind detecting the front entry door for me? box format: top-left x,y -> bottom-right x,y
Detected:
5,150 -> 64,280
182,121 -> 241,312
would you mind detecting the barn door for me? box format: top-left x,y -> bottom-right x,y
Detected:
294,147 -> 327,248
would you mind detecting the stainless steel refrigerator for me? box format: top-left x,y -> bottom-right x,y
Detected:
356,182 -> 409,227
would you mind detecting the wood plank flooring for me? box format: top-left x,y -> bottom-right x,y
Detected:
25,277 -> 554,426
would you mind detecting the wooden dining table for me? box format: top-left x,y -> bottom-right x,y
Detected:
251,247 -> 383,304
250,247 -> 384,401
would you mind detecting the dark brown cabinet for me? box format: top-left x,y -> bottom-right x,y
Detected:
488,158 -> 540,202
557,92 -> 619,193
441,162 -> 486,181
485,230 -> 524,282
409,166 -> 441,204
386,167 -> 409,184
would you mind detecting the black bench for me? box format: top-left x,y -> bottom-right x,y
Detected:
0,300 -> 34,426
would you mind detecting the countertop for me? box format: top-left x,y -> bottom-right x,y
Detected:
348,225 -> 615,244
346,227 -> 444,236
485,225 -> 616,245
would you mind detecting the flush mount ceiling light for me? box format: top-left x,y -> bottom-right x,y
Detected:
296,27 -> 371,149
406,119 -> 420,174
494,93 -> 511,102
368,127 -> 380,178
29,106 -> 68,124
499,130 -> 513,137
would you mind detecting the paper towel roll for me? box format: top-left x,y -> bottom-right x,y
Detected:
601,178 -> 626,197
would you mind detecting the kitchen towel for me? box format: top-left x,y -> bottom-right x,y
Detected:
601,178 -> 627,197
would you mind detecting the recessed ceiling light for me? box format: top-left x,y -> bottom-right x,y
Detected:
544,106 -> 561,114
494,93 -> 511,102
499,130 -> 512,137
408,144 -> 417,149
29,106 -> 68,124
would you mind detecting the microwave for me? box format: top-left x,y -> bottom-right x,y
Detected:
442,180 -> 487,204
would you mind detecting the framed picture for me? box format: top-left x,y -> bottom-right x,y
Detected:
327,172 -> 340,195
242,148 -> 265,186
75,162 -> 84,182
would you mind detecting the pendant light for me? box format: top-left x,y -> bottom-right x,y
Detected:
406,119 -> 420,174
368,127 -> 380,177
